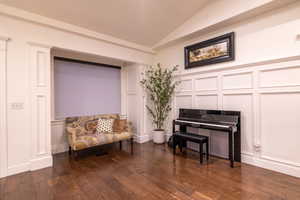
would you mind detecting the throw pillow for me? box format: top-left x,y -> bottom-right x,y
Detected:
97,118 -> 114,133
113,119 -> 127,133
85,119 -> 98,134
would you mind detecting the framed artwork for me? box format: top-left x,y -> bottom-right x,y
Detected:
184,32 -> 235,69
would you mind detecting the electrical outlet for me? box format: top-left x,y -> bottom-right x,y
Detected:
254,144 -> 261,152
11,102 -> 24,110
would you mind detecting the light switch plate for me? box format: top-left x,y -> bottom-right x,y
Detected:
11,102 -> 24,110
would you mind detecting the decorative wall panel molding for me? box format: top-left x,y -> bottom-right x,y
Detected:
177,79 -> 193,92
223,93 -> 254,156
259,65 -> 300,88
51,120 -> 68,154
194,94 -> 218,110
125,64 -> 148,143
173,58 -> 300,177
0,37 -> 9,178
223,72 -> 253,90
194,76 -> 218,92
29,43 -> 52,170
260,92 -> 300,168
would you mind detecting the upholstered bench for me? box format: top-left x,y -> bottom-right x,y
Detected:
173,132 -> 209,164
65,114 -> 134,158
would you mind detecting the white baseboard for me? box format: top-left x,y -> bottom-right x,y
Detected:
7,162 -> 30,176
52,144 -> 69,154
169,138 -> 300,178
242,154 -> 300,178
135,133 -> 173,144
135,134 -> 151,143
7,156 -> 53,176
30,156 -> 53,171
165,133 -> 172,141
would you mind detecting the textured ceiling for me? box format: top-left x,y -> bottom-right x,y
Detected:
0,0 -> 210,46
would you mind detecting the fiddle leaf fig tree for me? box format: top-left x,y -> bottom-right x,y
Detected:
140,63 -> 179,131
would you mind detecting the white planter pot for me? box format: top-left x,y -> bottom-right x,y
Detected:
153,130 -> 165,144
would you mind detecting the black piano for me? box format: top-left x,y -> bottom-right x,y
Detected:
172,108 -> 241,167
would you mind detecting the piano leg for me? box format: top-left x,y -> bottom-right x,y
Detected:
179,139 -> 183,153
206,142 -> 209,161
199,142 -> 203,164
228,131 -> 234,168
173,136 -> 176,155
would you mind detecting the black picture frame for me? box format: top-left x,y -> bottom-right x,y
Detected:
184,32 -> 235,69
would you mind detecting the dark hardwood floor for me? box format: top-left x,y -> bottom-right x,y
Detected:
1,142 -> 300,200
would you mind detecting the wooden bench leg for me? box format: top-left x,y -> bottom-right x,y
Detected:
74,151 -> 79,161
130,138 -> 133,155
199,142 -> 203,164
206,142 -> 209,160
179,140 -> 183,153
119,141 -> 122,150
173,136 -> 176,155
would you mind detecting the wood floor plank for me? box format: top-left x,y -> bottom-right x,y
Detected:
0,142 -> 300,200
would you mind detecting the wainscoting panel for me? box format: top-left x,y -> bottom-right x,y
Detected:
223,72 -> 253,90
51,120 -> 68,154
175,95 -> 193,117
127,64 -> 138,94
223,93 -> 254,156
173,58 -> 300,177
29,44 -> 52,171
177,79 -> 193,92
175,95 -> 193,108
0,37 -> 8,178
127,94 -> 138,134
260,92 -> 300,167
125,64 -> 149,143
37,51 -> 47,87
194,76 -> 218,91
194,94 -> 218,110
36,95 -> 47,155
259,65 -> 300,88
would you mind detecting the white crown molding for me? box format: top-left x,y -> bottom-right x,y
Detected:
0,4 -> 155,54
27,41 -> 53,49
174,54 -> 300,78
0,36 -> 9,41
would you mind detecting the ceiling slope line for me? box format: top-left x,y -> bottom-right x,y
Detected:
153,0 -> 298,50
0,4 -> 155,54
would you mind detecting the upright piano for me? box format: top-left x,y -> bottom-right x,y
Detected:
173,108 -> 241,167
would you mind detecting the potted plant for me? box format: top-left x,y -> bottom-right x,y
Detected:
141,63 -> 179,144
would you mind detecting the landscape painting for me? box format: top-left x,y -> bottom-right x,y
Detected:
185,32 -> 235,69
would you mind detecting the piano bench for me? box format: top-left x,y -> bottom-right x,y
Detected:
173,132 -> 209,164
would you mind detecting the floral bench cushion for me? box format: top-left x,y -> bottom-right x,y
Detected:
65,114 -> 133,151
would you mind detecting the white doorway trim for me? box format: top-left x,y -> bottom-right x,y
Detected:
28,42 -> 53,171
0,36 -> 9,178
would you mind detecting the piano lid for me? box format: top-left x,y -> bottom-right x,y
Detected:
178,109 -> 240,126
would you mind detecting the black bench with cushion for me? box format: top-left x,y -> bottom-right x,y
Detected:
173,132 -> 209,164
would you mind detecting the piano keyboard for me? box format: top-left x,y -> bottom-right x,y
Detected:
175,119 -> 230,129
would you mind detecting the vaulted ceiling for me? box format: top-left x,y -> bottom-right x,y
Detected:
0,0 -> 210,46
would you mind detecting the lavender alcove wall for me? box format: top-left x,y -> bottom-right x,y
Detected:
54,59 -> 121,119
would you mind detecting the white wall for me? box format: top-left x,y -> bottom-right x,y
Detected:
0,13 -> 153,177
155,2 -> 300,177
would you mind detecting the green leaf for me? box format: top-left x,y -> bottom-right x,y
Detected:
140,63 -> 180,129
